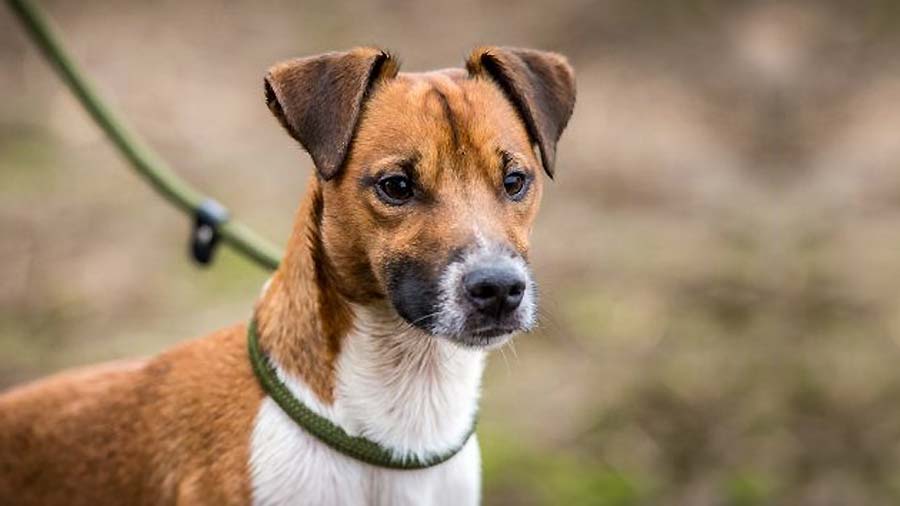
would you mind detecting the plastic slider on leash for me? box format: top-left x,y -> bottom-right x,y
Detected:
192,199 -> 229,265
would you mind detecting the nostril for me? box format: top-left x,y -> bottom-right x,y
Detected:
508,281 -> 525,298
468,281 -> 498,301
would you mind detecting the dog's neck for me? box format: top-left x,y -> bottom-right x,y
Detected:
254,178 -> 485,458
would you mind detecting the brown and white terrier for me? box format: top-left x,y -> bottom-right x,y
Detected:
0,46 -> 575,505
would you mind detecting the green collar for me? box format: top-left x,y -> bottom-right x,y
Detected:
247,320 -> 477,470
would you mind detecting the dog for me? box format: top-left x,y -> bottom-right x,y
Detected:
0,46 -> 575,505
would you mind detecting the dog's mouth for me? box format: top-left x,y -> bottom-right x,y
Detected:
393,305 -> 527,348
448,325 -> 521,349
470,325 -> 518,339
393,310 -> 526,347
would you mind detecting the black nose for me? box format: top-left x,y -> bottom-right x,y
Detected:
463,267 -> 526,316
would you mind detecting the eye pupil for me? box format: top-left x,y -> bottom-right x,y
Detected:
504,172 -> 527,198
377,175 -> 414,203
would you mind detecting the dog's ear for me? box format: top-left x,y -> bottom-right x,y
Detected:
265,47 -> 399,180
466,47 -> 576,178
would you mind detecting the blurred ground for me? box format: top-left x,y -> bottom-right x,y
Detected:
3,1 -> 900,504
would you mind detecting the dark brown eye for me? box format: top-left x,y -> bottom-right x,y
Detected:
503,171 -> 529,200
376,175 -> 414,205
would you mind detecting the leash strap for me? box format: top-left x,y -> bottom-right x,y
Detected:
247,320 -> 477,470
7,0 -> 282,271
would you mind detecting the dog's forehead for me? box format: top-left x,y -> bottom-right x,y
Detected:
350,69 -> 537,183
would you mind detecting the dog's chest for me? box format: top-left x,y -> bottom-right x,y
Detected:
248,398 -> 481,506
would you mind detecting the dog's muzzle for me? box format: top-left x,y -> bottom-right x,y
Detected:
385,242 -> 537,347
429,243 -> 536,347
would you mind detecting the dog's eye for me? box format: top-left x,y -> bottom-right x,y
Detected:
376,175 -> 414,205
503,171 -> 529,200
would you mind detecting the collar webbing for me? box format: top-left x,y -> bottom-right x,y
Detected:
247,320 -> 476,470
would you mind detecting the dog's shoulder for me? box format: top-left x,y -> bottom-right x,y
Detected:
0,323 -> 262,506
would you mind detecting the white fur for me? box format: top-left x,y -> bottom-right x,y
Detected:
249,303 -> 485,506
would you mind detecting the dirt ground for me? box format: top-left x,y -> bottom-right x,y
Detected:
3,1 -> 900,504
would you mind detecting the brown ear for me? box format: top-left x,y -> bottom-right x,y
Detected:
265,47 -> 399,180
466,47 -> 576,178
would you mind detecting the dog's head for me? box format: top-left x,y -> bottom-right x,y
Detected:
265,46 -> 575,348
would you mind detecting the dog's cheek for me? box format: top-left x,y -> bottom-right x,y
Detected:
337,250 -> 385,302
384,257 -> 441,330
319,189 -> 387,303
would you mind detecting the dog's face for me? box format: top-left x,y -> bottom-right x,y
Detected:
326,73 -> 543,347
265,47 -> 575,348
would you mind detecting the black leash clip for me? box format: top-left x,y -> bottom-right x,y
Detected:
191,199 -> 229,266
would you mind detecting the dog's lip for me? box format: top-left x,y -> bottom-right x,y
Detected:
469,325 -> 519,338
440,325 -> 521,349
400,310 -> 521,340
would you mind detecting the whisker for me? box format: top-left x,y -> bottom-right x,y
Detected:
505,339 -> 520,362
498,346 -> 511,376
408,311 -> 441,327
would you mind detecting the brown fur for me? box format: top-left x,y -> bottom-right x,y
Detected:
0,46 -> 575,505
466,47 -> 576,177
255,180 -> 354,403
0,325 -> 261,505
264,47 -> 400,180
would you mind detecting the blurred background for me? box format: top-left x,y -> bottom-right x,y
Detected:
2,0 -> 900,504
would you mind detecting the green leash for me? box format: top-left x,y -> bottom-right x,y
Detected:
247,320 -> 477,470
6,0 -> 282,270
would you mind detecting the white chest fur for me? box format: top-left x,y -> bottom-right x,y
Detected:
249,305 -> 485,506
